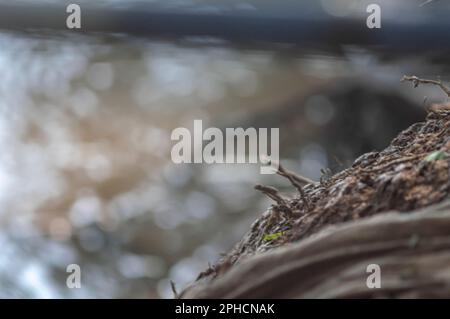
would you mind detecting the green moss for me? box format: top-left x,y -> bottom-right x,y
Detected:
263,231 -> 284,241
424,150 -> 448,162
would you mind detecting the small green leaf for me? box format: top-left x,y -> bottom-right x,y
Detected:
424,150 -> 448,162
263,231 -> 284,241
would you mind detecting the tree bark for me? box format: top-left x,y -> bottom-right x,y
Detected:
181,109 -> 450,299
182,199 -> 450,298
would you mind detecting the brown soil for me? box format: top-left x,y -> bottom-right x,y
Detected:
182,108 -> 450,296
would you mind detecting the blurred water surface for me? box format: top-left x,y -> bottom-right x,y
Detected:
0,30 -> 339,298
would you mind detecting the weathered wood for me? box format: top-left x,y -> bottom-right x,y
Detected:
182,200 -> 450,298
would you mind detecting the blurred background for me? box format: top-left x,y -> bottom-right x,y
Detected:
0,0 -> 449,298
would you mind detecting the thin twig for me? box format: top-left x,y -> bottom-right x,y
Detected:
276,163 -> 312,209
254,184 -> 287,206
259,158 -> 313,209
401,75 -> 450,97
419,0 -> 438,7
261,157 -> 315,185
276,161 -> 316,185
170,280 -> 179,299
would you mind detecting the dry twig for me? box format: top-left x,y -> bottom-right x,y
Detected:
401,75 -> 450,97
419,0 -> 439,7
170,280 -> 179,299
275,163 -> 314,209
254,184 -> 287,206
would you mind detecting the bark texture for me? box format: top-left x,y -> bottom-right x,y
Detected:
181,109 -> 450,298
